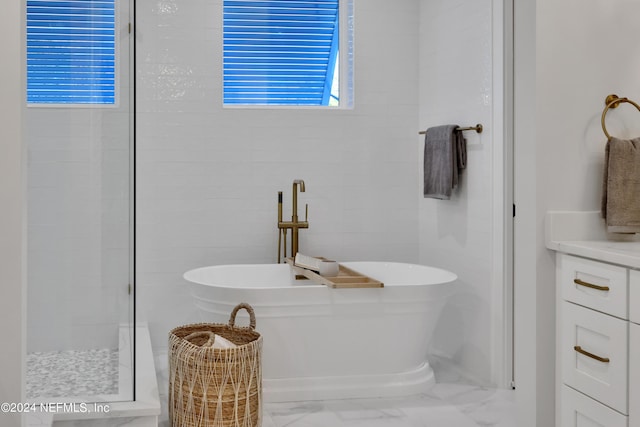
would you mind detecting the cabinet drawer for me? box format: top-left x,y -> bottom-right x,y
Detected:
630,270 -> 640,324
559,254 -> 628,319
562,302 -> 628,414
562,385 -> 627,427
630,323 -> 640,426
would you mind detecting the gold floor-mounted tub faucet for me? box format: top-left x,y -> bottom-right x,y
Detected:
277,179 -> 309,262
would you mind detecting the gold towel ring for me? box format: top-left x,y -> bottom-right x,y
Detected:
601,94 -> 640,139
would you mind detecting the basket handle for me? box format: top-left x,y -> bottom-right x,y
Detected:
228,303 -> 256,330
183,331 -> 215,347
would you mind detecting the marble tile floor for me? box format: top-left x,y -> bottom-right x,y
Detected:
261,384 -> 516,427
156,383 -> 516,427
156,352 -> 516,427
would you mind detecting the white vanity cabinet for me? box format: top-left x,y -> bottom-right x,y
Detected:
557,253 -> 634,426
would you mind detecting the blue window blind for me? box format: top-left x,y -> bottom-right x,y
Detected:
27,0 -> 116,105
223,0 -> 340,106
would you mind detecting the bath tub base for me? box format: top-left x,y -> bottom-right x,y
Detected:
263,362 -> 435,403
185,262 -> 457,404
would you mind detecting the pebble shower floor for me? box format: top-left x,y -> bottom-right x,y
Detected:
26,349 -> 119,399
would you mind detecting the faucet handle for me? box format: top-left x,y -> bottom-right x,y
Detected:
305,204 -> 308,222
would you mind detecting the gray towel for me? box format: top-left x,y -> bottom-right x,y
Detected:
423,125 -> 467,200
601,136 -> 640,233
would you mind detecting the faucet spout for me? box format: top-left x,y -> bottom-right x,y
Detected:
293,179 -> 305,192
292,179 -> 305,221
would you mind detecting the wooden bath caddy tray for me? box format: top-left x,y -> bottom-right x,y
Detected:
285,257 -> 384,289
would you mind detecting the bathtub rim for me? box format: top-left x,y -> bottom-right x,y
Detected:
183,261 -> 458,290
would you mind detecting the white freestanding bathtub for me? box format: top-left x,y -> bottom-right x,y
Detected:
183,261 -> 456,402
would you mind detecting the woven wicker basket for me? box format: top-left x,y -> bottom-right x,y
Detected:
169,303 -> 262,427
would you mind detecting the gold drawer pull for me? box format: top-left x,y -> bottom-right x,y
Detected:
574,279 -> 610,292
574,345 -> 610,363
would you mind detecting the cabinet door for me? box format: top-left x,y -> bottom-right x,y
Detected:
559,254 -> 628,319
562,386 -> 628,427
630,323 -> 640,427
562,302 -> 628,414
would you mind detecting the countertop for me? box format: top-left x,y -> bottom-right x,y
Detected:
547,240 -> 640,269
545,211 -> 640,268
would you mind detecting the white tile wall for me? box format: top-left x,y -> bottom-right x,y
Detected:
135,0 -> 421,350
417,0 -> 499,385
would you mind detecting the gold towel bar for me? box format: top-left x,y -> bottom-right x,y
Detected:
601,94 -> 640,140
418,123 -> 483,135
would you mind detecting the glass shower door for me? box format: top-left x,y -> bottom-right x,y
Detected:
25,0 -> 134,403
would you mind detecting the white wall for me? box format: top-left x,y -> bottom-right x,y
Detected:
514,1 -> 640,426
136,0 -> 421,350
417,0 -> 505,386
0,0 -> 25,424
537,0 -> 640,211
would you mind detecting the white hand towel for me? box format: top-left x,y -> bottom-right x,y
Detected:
212,334 -> 237,349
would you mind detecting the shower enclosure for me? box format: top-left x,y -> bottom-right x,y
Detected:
26,0 -> 135,403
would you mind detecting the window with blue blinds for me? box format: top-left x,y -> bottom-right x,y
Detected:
223,0 -> 340,106
27,0 -> 116,105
